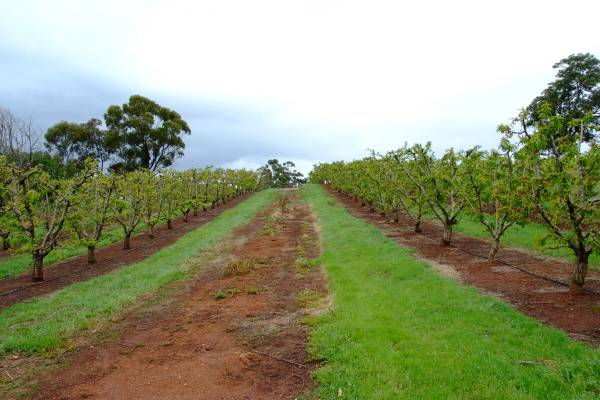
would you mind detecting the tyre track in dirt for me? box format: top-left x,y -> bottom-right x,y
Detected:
0,195 -> 251,311
326,186 -> 600,346
26,191 -> 327,399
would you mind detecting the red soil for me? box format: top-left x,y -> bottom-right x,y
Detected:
27,193 -> 326,399
327,186 -> 600,346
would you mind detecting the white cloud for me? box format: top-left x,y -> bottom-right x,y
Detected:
1,0 -> 599,173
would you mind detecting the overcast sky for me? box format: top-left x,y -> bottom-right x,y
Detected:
1,0 -> 599,174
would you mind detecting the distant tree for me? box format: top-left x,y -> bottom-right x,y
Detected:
524,53 -> 600,141
104,95 -> 191,171
45,118 -> 112,170
0,108 -> 40,168
260,159 -> 305,188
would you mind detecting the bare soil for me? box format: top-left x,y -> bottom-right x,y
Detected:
19,192 -> 326,399
0,195 -> 250,311
327,186 -> 600,346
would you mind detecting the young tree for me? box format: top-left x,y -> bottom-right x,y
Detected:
388,146 -> 428,232
0,157 -> 14,250
178,170 -> 195,222
140,170 -> 163,238
510,106 -> 600,292
67,173 -> 116,263
407,144 -> 467,245
462,142 -> 526,262
112,171 -> 146,249
159,170 -> 181,229
104,95 -> 191,171
5,159 -> 95,281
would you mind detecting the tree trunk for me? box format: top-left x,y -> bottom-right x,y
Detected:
414,220 -> 422,233
393,213 -> 399,223
167,219 -> 173,229
32,252 -> 44,282
570,252 -> 589,293
183,213 -> 189,223
203,206 -> 207,212
211,203 -> 216,210
379,212 -> 386,218
488,238 -> 500,263
441,223 -> 452,245
1,235 -> 8,251
193,208 -> 198,217
148,224 -> 155,239
87,245 -> 96,264
123,233 -> 132,250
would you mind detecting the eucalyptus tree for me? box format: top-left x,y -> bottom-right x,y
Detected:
67,172 -> 116,263
5,159 -> 95,281
506,106 -> 600,292
525,53 -> 600,142
112,171 -> 146,249
462,141 -> 526,262
104,95 -> 191,172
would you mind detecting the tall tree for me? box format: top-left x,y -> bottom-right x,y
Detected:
104,95 -> 191,171
261,159 -> 305,188
525,53 -> 600,141
45,118 -> 112,170
0,108 -> 40,168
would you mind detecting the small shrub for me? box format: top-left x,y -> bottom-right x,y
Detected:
297,288 -> 321,308
247,287 -> 259,295
223,258 -> 254,276
295,256 -> 320,272
213,290 -> 226,300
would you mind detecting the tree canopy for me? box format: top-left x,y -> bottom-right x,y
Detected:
104,95 -> 191,172
525,53 -> 600,141
258,159 -> 305,188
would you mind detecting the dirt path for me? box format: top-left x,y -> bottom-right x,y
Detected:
25,192 -> 326,399
326,187 -> 600,346
0,195 -> 250,311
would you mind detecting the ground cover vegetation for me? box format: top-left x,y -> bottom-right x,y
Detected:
302,183 -> 600,399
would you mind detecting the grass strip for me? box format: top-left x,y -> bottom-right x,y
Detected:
303,184 -> 599,399
0,189 -> 275,354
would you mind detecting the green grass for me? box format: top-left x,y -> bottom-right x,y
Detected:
0,189 -> 275,355
453,214 -> 600,270
0,223 -> 148,280
302,184 -> 599,399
